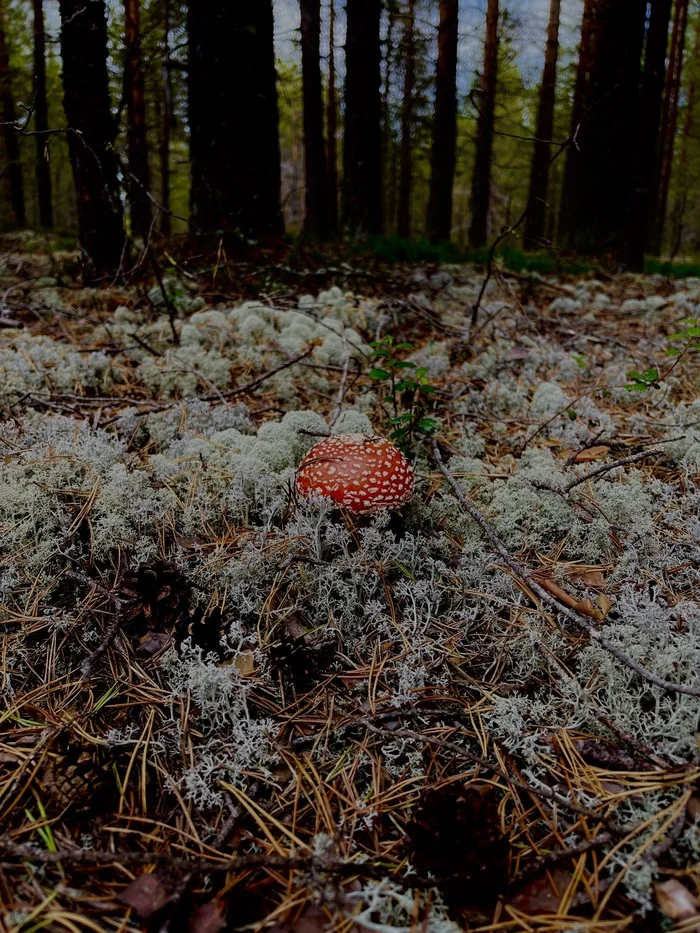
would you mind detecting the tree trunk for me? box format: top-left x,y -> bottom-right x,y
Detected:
124,0 -> 152,237
397,0 -> 416,240
327,0 -> 339,235
160,0 -> 172,236
468,0 -> 499,249
59,0 -> 125,282
523,0 -> 561,251
648,0 -> 689,256
300,0 -> 328,236
427,0 -> 458,244
557,0 -> 597,247
670,20 -> 699,258
0,0 -> 26,229
188,0 -> 283,238
567,0 -> 647,259
623,0 -> 674,269
32,0 -> 52,229
343,0 -> 383,236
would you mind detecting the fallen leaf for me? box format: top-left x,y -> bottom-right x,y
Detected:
189,902 -> 226,933
574,739 -> 654,772
576,569 -> 606,588
234,650 -> 256,676
406,782 -> 509,905
655,879 -> 699,922
117,873 -> 170,918
506,346 -> 529,361
267,906 -> 331,933
688,793 -> 700,822
574,445 -> 610,463
137,632 -> 171,657
537,578 -> 604,620
511,868 -> 573,915
597,593 -> 613,618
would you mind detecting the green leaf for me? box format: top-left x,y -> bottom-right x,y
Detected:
417,418 -> 440,433
394,342 -> 414,351
372,348 -> 390,357
395,379 -> 416,392
369,368 -> 391,380
393,360 -> 417,369
565,408 -> 578,421
665,348 -> 682,356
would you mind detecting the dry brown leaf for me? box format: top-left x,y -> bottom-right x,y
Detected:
538,578 -> 604,620
597,593 -> 613,618
580,570 -> 606,587
511,868 -> 573,915
655,879 -> 699,922
117,873 -> 170,918
688,793 -> 700,822
234,650 -> 256,676
574,445 -> 611,463
189,902 -> 226,933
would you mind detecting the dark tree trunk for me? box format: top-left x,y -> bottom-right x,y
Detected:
327,0 -> 339,235
523,0 -> 561,251
648,0 -> 689,256
558,0 -> 597,247
188,0 -> 283,238
59,0 -> 125,282
384,0 -> 398,233
567,0 -> 647,259
0,0 -> 26,229
670,19 -> 700,258
160,0 -> 172,236
343,0 -> 383,236
125,0 -> 152,236
427,0 -> 458,243
300,0 -> 329,236
32,0 -> 52,229
468,0 -> 499,249
397,0 -> 416,240
623,0 -> 673,269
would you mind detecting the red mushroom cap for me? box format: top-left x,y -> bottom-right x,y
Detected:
295,433 -> 414,514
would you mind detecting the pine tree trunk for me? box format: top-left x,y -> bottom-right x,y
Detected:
188,0 -> 283,238
567,0 -> 647,258
343,0 -> 383,236
397,0 -> 416,240
160,0 -> 172,237
32,0 -> 52,229
300,0 -> 328,236
427,0 -> 459,244
59,0 -> 125,282
468,0 -> 499,249
125,0 -> 151,237
557,0 -> 597,247
384,0 -> 398,233
623,0 -> 673,269
327,0 -> 339,235
648,0 -> 689,256
523,0 -> 561,251
670,20 -> 699,257
0,0 -> 26,229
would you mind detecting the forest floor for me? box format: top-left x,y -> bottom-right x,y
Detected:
1,231 -> 699,933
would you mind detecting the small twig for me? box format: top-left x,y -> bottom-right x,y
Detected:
432,442 -> 700,699
363,722 -> 628,832
533,449 -> 663,496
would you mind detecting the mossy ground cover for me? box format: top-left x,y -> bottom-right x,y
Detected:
1,235 -> 699,932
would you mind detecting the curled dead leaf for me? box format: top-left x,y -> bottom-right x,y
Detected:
574,445 -> 610,463
655,879 -> 699,922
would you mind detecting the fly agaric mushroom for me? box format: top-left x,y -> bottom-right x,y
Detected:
295,434 -> 414,514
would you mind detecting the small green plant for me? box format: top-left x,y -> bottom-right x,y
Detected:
625,367 -> 661,392
625,318 -> 699,392
368,336 -> 440,447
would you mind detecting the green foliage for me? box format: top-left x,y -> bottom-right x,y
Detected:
369,335 -> 439,447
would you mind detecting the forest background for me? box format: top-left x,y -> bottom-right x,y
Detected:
1,0 -> 699,280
